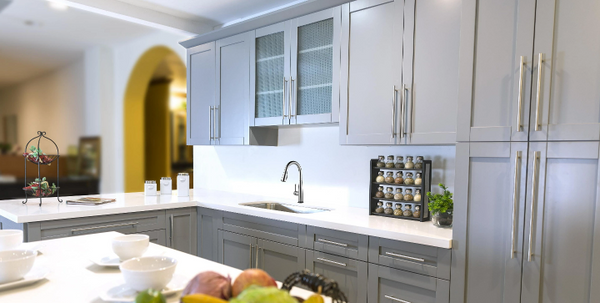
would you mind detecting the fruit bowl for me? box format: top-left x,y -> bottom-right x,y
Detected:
23,146 -> 57,165
23,177 -> 58,197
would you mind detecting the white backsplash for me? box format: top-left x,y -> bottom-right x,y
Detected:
193,126 -> 456,208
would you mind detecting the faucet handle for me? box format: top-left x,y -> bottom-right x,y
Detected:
293,184 -> 299,196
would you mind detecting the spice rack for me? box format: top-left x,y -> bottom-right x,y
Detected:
369,159 -> 432,221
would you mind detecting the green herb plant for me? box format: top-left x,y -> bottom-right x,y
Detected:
427,183 -> 453,215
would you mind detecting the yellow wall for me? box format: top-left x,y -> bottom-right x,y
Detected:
144,81 -> 171,183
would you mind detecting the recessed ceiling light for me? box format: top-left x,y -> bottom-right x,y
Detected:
48,1 -> 68,11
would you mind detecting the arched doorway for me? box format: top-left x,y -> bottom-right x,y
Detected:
123,46 -> 190,192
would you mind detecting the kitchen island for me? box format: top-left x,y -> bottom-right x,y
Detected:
0,231 -> 328,302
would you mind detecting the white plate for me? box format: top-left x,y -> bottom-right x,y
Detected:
90,247 -> 165,268
0,268 -> 49,292
100,274 -> 187,302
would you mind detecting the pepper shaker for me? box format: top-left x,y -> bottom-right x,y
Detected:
385,155 -> 395,168
384,187 -> 394,199
413,205 -> 421,218
160,177 -> 172,195
394,188 -> 404,201
144,180 -> 157,196
177,173 -> 190,197
414,189 -> 422,202
394,171 -> 404,184
405,156 -> 414,169
395,156 -> 404,169
415,173 -> 422,186
404,188 -> 414,201
404,172 -> 414,185
385,172 -> 395,184
384,202 -> 394,215
375,171 -> 385,183
414,156 -> 424,169
375,201 -> 384,213
375,186 -> 384,198
376,155 -> 386,168
393,203 -> 403,216
403,204 -> 413,217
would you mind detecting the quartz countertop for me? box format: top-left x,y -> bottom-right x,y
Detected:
0,189 -> 452,248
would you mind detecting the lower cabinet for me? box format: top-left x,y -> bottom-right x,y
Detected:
166,208 -> 198,255
306,250 -> 367,303
218,230 -> 255,270
258,239 -> 306,282
368,264 -> 449,303
139,229 -> 167,247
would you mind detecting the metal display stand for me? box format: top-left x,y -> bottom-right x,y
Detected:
22,131 -> 62,206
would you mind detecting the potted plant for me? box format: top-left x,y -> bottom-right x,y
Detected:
426,183 -> 454,228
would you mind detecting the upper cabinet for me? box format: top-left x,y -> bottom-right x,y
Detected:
250,8 -> 342,127
339,0 -> 460,145
187,42 -> 216,145
458,0 -> 600,142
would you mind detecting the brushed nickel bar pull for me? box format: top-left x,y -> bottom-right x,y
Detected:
169,214 -> 174,247
214,106 -> 219,140
249,244 -> 253,268
71,222 -> 139,233
385,251 -> 425,262
391,85 -> 397,140
317,238 -> 348,247
209,106 -> 213,141
317,257 -> 347,267
528,151 -> 540,262
510,151 -> 522,259
255,245 -> 259,268
290,77 -> 295,123
535,53 -> 543,131
401,85 -> 409,138
384,295 -> 411,303
282,77 -> 288,124
516,56 -> 525,132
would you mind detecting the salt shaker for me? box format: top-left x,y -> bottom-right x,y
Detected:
414,156 -> 424,169
375,171 -> 385,183
413,205 -> 421,218
384,187 -> 394,199
144,180 -> 157,196
376,155 -> 386,168
403,204 -> 413,217
160,177 -> 172,195
404,172 -> 414,185
404,188 -> 414,201
395,156 -> 404,169
177,173 -> 190,197
384,202 -> 394,215
385,172 -> 395,184
393,203 -> 403,216
375,186 -> 384,198
385,155 -> 395,168
405,156 -> 414,169
415,173 -> 422,185
394,188 -> 404,201
394,171 -> 404,184
375,202 -> 384,213
414,189 -> 422,202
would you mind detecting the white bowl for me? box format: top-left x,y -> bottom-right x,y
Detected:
0,230 -> 23,251
112,234 -> 149,261
119,256 -> 177,291
0,250 -> 36,284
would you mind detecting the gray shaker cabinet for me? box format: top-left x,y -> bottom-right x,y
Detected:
166,208 -> 197,255
139,229 -> 167,247
217,230 -> 255,270
306,250 -> 368,303
198,207 -> 222,262
186,41 -> 216,145
257,239 -> 306,282
368,263 -> 450,303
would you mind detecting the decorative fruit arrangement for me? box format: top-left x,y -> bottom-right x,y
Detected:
23,146 -> 54,165
23,177 -> 57,197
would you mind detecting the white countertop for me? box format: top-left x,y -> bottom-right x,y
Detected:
0,189 -> 452,248
0,232 -> 325,302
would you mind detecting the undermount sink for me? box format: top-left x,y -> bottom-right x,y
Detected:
240,202 -> 330,214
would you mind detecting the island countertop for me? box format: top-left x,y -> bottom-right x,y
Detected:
0,189 -> 452,248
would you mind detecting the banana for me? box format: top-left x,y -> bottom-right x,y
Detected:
180,294 -> 228,303
304,294 -> 325,303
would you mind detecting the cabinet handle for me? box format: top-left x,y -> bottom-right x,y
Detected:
70,221 -> 139,233
169,214 -> 174,247
384,295 -> 411,303
528,151 -> 540,262
290,77 -> 295,123
516,56 -> 525,132
249,244 -> 253,268
317,238 -> 348,247
391,86 -> 397,140
282,77 -> 288,123
255,245 -> 259,268
385,251 -> 425,262
209,106 -> 214,140
401,85 -> 409,138
316,257 -> 347,267
534,53 -> 543,131
510,151 -> 521,259
214,106 -> 220,140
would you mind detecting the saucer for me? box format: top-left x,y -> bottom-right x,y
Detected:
100,274 -> 187,302
90,246 -> 165,268
0,268 -> 48,292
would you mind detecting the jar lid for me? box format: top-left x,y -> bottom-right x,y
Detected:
396,188 -> 402,192
396,156 -> 403,160
178,172 -> 189,176
378,155 -> 385,159
415,189 -> 421,193
161,177 -> 171,180
386,187 -> 393,190
378,186 -> 384,190
405,189 -> 412,193
386,202 -> 393,206
416,173 -> 422,177
378,171 -> 384,175
416,156 -> 424,160
387,171 -> 393,175
406,172 -> 413,177
396,171 -> 403,175
387,155 -> 394,160
145,180 -> 156,184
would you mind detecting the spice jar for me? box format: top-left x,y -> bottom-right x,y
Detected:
414,156 -> 424,169
393,203 -> 403,216
177,173 -> 190,197
385,172 -> 395,184
375,201 -> 384,213
160,177 -> 172,195
375,171 -> 385,183
385,155 -> 395,168
414,189 -> 422,202
376,155 -> 386,167
144,180 -> 157,196
403,204 -> 413,217
384,187 -> 394,199
404,172 -> 414,185
415,173 -> 422,186
384,202 -> 394,215
375,186 -> 384,198
394,188 -> 404,201
395,156 -> 404,169
404,188 -> 414,201
405,156 -> 414,169
413,205 -> 421,218
394,171 -> 404,184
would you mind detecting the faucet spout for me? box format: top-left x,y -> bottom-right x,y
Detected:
281,161 -> 303,203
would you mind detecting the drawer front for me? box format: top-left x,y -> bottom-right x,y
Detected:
306,251 -> 368,303
307,226 -> 368,261
368,264 -> 449,303
368,237 -> 451,280
221,212 -> 303,246
38,210 -> 165,240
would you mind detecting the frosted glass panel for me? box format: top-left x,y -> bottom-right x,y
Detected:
296,18 -> 333,116
255,32 -> 285,118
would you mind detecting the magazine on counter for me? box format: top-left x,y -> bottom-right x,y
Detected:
66,197 -> 116,206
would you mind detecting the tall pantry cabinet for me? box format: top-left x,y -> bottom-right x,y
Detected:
453,0 -> 600,302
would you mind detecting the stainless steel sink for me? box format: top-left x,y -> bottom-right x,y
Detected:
240,202 -> 330,214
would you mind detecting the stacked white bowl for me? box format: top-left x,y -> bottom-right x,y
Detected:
0,230 -> 36,284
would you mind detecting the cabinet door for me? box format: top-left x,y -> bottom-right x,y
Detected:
198,207 -> 222,262
339,0 -> 403,144
257,239 -> 305,283
166,208 -> 197,255
456,0 -> 536,142
521,142 -> 600,302
218,230 -> 255,270
529,0 -> 600,141
368,264 -> 449,303
187,42 -> 216,145
290,7 -> 341,125
451,142 -> 528,303
306,250 -> 367,303
403,0 -> 460,144
139,229 -> 167,247
250,22 -> 291,127
216,32 -> 251,145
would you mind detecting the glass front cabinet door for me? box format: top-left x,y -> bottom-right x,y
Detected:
250,7 -> 341,127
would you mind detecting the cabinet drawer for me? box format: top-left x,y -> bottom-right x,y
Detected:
306,251 -> 367,303
306,226 -> 368,261
221,212 -> 303,246
368,237 -> 451,280
368,264 -> 449,303
38,210 -> 165,240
